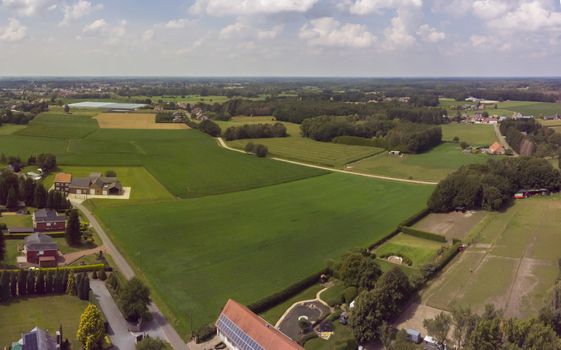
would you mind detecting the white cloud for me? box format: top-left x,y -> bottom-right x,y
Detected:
82,18 -> 127,45
219,19 -> 283,40
165,18 -> 191,29
342,0 -> 422,15
83,18 -> 107,34
1,0 -> 57,16
190,0 -> 318,16
0,17 -> 27,42
383,14 -> 416,49
416,24 -> 445,43
471,0 -> 512,19
299,17 -> 375,48
142,29 -> 154,42
257,25 -> 283,39
490,1 -> 561,33
60,0 -> 102,25
219,20 -> 249,38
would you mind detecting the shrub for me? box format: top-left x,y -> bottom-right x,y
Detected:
223,123 -> 287,140
255,144 -> 268,158
398,208 -> 430,227
460,141 -> 469,149
199,120 -> 221,137
299,331 -> 318,345
195,324 -> 217,343
244,142 -> 255,153
342,286 -> 358,304
400,226 -> 447,243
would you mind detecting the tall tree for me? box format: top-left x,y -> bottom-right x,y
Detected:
10,271 -> 17,297
451,304 -> 477,349
33,184 -> 47,208
66,273 -> 76,296
18,270 -> 27,296
6,187 -> 17,209
423,312 -> 452,347
45,271 -> 54,294
76,304 -> 105,350
35,270 -> 45,295
0,271 -> 10,302
118,278 -> 151,322
65,209 -> 81,246
0,231 -> 5,263
26,270 -> 36,295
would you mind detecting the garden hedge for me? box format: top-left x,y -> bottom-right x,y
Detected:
4,232 -> 66,240
399,207 -> 431,227
400,226 -> 447,243
0,264 -> 107,274
247,267 -> 330,314
195,324 -> 217,343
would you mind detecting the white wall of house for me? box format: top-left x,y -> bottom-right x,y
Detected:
217,330 -> 241,350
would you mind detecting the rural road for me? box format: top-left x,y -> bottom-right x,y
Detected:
494,123 -> 518,156
216,138 -> 438,186
72,201 -> 189,350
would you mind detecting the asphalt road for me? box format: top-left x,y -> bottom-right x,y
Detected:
72,201 -> 189,350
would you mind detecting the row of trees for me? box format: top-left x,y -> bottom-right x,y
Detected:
428,157 -> 561,212
0,171 -> 70,210
244,143 -> 268,158
500,119 -> 561,157
385,124 -> 442,153
223,123 -> 287,141
300,116 -> 393,142
0,269 -> 91,302
0,152 -> 57,173
106,275 -> 151,322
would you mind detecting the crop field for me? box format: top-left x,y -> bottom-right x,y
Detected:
215,116 -> 301,136
422,197 -> 561,318
349,143 -> 488,182
441,123 -> 497,146
440,98 -> 561,117
94,173 -> 433,334
0,124 -> 27,135
0,295 -> 88,349
373,233 -> 444,268
96,113 -> 188,130
15,111 -> 99,139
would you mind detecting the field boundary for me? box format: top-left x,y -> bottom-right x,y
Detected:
216,138 -> 438,185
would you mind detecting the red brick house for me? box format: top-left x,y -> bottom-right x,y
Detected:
32,209 -> 66,232
54,172 -> 72,193
24,233 -> 59,267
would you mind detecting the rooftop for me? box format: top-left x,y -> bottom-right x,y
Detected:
33,209 -> 66,223
68,102 -> 146,110
54,173 -> 72,183
24,233 -> 58,251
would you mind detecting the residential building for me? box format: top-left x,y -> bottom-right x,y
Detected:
215,299 -> 304,350
53,173 -> 72,193
488,142 -> 505,155
23,233 -> 59,267
11,326 -> 62,350
68,172 -> 123,196
33,209 -> 66,232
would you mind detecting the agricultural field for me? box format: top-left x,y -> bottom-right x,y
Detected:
0,295 -> 88,349
441,123 -> 497,146
95,113 -> 188,130
422,196 -> 561,318
93,173 -> 433,335
219,117 -> 382,167
15,109 -> 99,139
349,143 -> 488,182
440,98 -> 561,117
413,211 -> 487,242
0,124 -> 27,135
373,233 -> 444,268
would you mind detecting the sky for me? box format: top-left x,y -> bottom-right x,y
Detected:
1,0 -> 561,76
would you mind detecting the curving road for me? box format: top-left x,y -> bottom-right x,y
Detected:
72,200 -> 189,350
216,138 -> 438,186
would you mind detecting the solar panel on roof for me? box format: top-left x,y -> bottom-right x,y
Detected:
217,314 -> 265,350
23,332 -> 38,350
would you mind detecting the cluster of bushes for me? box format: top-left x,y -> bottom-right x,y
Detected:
155,112 -> 177,123
1,153 -> 56,173
412,242 -> 462,289
243,142 -> 268,158
400,226 -> 447,243
0,269 -> 92,303
386,107 -> 447,124
500,119 -> 561,157
223,123 -> 287,140
301,116 -> 393,142
197,120 -> 221,137
428,157 -> 561,212
0,171 -> 69,210
106,274 -> 151,323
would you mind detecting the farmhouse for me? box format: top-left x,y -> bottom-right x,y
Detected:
487,142 -> 505,155
53,172 -> 72,193
23,233 -> 59,267
11,326 -> 62,350
68,172 -> 123,196
216,299 -> 304,350
33,209 -> 66,232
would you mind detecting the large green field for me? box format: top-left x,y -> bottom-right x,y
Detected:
422,197 -> 561,318
349,143 -> 488,182
0,295 -> 88,349
441,123 -> 497,146
94,173 -> 433,334
440,98 -> 561,117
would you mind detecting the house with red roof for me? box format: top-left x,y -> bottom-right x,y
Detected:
215,299 -> 304,350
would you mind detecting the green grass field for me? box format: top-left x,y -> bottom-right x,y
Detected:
304,322 -> 357,350
440,98 -> 561,117
15,110 -> 99,139
0,124 -> 27,135
0,295 -> 88,349
350,143 -> 488,182
373,233 -> 444,268
94,173 -> 433,335
0,214 -> 33,227
260,284 -> 324,325
441,123 -> 498,146
422,197 -> 561,318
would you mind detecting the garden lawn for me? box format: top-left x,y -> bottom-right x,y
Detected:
0,214 -> 32,227
0,295 -> 88,349
259,284 -> 324,325
94,173 -> 433,336
304,322 -> 357,350
0,124 -> 27,135
441,123 -> 497,146
373,233 -> 443,268
350,143 -> 488,182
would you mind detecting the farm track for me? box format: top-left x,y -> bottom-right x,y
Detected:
72,200 -> 189,350
216,138 -> 438,186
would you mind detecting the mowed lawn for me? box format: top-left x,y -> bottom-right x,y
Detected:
422,197 -> 561,318
94,173 -> 433,334
0,295 -> 88,349
373,233 -> 444,268
350,143 -> 488,182
42,166 -> 174,203
0,124 -> 27,135
441,123 -> 497,146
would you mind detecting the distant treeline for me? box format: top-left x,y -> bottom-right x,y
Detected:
0,100 -> 48,125
223,123 -> 287,141
385,124 -> 442,153
448,89 -> 555,103
301,116 -> 394,142
428,157 -> 561,212
500,119 -> 561,157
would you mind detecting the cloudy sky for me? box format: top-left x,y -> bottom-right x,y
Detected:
1,0 -> 561,76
